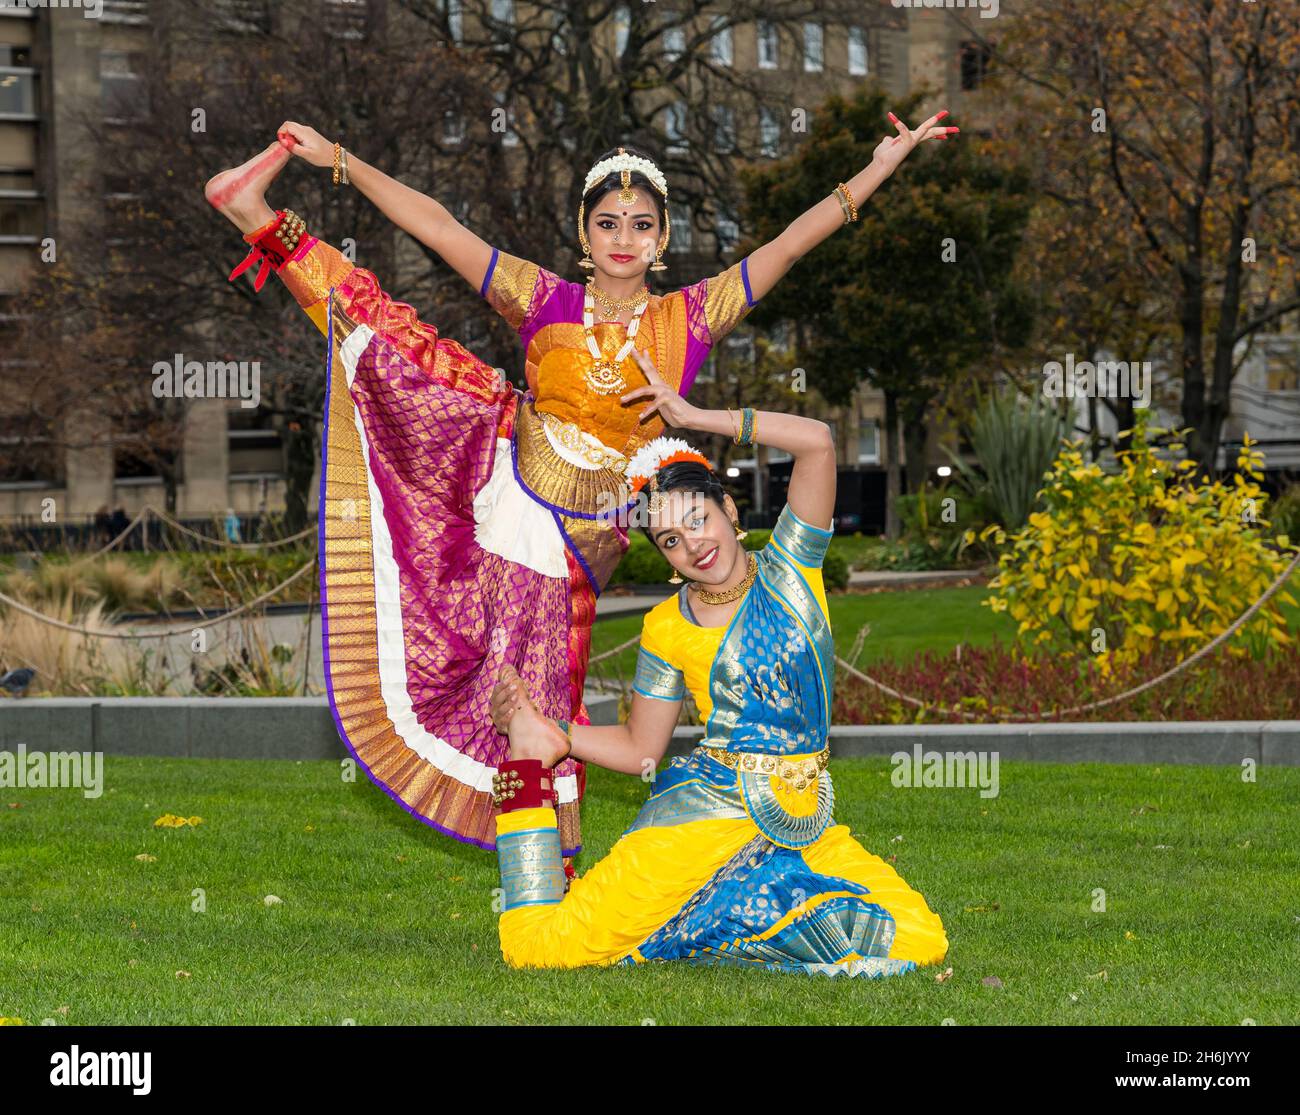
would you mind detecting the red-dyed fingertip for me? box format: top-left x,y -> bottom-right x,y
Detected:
887,111 -> 900,124
936,110 -> 949,121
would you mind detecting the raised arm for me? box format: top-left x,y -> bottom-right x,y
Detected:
276,121 -> 493,292
743,109 -> 959,303
627,350 -> 838,530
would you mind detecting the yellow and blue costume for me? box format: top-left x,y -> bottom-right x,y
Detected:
495,503 -> 949,977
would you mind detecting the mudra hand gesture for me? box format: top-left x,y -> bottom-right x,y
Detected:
870,109 -> 959,176
621,349 -> 700,427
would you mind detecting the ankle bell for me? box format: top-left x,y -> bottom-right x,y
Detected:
227,208 -> 308,292
491,759 -> 558,813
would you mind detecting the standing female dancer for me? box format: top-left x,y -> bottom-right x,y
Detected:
486,356 -> 948,975
203,111 -> 957,858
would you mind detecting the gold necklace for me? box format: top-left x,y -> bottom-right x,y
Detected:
689,551 -> 757,604
586,278 -> 648,317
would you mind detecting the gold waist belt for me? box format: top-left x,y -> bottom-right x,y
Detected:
539,408 -> 629,475
699,745 -> 830,791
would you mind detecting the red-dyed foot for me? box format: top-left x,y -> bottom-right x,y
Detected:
204,141 -> 290,234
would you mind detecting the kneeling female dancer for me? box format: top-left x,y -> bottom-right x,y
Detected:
488,357 -> 948,976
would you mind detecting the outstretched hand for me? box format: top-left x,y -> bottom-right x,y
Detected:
276,121 -> 336,169
621,349 -> 701,429
870,109 -> 959,175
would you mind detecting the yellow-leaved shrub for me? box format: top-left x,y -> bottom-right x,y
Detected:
966,412 -> 1297,675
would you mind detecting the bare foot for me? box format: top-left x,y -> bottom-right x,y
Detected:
204,140 -> 290,234
496,666 -> 570,768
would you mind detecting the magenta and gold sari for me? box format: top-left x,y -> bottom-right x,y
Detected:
270,224 -> 759,854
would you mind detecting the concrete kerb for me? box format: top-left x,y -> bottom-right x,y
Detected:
0,699 -> 1295,765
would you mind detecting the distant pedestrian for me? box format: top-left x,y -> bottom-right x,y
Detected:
223,508 -> 242,544
93,505 -> 112,545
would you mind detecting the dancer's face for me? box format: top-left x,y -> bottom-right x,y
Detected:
649,491 -> 744,587
587,186 -> 661,282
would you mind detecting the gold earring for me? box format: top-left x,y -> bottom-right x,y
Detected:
577,202 -> 595,269
668,569 -> 683,584
733,520 -> 747,540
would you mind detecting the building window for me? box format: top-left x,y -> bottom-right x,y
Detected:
857,417 -> 880,464
213,0 -> 271,34
101,1 -> 151,24
760,105 -> 780,157
803,23 -> 823,72
757,20 -> 778,69
717,207 -> 739,252
710,17 -> 733,67
0,67 -> 37,118
712,104 -> 735,152
664,100 -> 688,154
662,21 -> 685,61
848,27 -> 868,76
669,202 -> 692,253
323,0 -> 368,41
614,4 -> 630,56
551,8 -> 567,54
0,198 -> 41,239
441,0 -> 463,43
100,52 -> 148,124
960,40 -> 992,90
490,0 -> 515,51
0,167 -> 36,192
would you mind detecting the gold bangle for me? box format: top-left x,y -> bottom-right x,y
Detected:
332,141 -> 342,186
836,182 -> 859,222
728,407 -> 741,443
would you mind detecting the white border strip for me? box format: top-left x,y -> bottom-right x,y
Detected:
339,324 -> 577,803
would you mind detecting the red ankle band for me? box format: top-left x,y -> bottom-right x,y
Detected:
492,759 -> 557,813
228,208 -> 308,292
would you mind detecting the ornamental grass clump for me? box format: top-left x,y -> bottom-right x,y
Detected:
969,412 -> 1296,676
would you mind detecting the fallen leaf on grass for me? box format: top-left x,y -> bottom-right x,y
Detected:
1086,970 -> 1108,981
7,802 -> 20,809
263,895 -> 282,907
175,970 -> 191,979
935,967 -> 953,983
1131,804 -> 1160,815
981,976 -> 1003,988
134,853 -> 157,862
963,903 -> 1000,913
1124,931 -> 1137,940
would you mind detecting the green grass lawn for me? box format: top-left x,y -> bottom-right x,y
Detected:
2,755 -> 1296,1025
